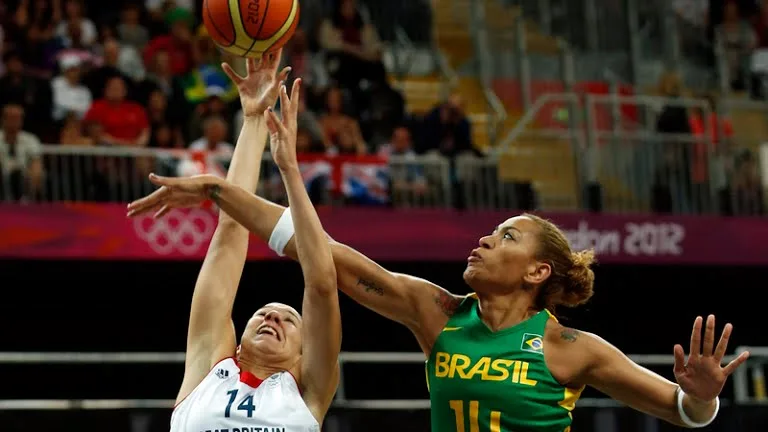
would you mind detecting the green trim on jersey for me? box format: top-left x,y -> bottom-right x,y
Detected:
425,295 -> 584,432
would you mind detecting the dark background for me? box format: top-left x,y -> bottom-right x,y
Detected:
0,259 -> 766,431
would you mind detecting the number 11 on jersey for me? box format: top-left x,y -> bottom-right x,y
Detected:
450,400 -> 501,432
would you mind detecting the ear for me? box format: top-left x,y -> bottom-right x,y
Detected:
522,261 -> 551,285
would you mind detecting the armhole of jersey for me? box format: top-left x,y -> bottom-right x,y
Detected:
173,355 -> 237,410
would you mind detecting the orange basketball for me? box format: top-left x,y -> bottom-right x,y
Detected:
202,0 -> 300,58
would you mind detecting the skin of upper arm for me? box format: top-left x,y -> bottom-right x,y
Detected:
555,329 -> 684,426
332,242 -> 463,353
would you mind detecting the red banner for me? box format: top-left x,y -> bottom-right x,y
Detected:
1,203 -> 767,264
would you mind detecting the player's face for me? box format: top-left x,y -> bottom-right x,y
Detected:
242,303 -> 302,360
463,216 -> 549,293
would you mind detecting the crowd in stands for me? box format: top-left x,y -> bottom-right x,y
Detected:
0,0 -> 764,216
0,0 -> 477,204
653,70 -> 764,215
676,0 -> 768,95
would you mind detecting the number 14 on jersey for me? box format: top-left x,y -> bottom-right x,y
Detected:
450,400 -> 501,432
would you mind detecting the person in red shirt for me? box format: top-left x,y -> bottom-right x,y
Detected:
142,8 -> 194,77
84,76 -> 150,147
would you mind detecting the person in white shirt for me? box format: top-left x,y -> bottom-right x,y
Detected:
188,116 -> 235,156
0,105 -> 44,201
51,55 -> 92,121
128,54 -> 341,432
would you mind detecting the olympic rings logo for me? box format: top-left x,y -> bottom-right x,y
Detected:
133,208 -> 216,255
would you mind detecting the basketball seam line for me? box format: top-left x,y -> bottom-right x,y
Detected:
263,7 -> 296,53
245,0 -> 271,56
226,0 -> 241,49
205,0 -> 235,47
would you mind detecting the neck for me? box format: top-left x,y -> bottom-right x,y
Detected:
475,290 -> 538,332
237,353 -> 299,381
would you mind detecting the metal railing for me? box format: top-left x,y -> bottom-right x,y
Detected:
0,347 -> 763,411
0,146 -> 455,208
494,91 -> 768,214
469,0 -> 508,145
1,135 -> 765,215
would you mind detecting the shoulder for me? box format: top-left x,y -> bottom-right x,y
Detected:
431,290 -> 469,318
543,319 -> 606,386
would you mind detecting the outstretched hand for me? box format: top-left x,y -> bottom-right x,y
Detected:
126,174 -> 221,219
265,78 -> 302,171
222,49 -> 290,117
673,315 -> 749,402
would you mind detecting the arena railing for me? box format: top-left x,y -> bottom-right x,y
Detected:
0,347 -> 764,411
0,145 -> 455,208
3,139 -> 765,215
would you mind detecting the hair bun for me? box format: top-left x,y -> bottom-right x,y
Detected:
562,250 -> 596,307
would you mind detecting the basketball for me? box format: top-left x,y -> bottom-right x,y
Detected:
203,0 -> 300,58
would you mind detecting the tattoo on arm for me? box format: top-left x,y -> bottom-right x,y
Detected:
434,292 -> 462,317
208,184 -> 222,204
357,278 -> 384,296
560,328 -> 580,343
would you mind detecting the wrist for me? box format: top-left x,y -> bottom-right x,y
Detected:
277,161 -> 300,174
677,387 -> 719,428
205,177 -> 226,202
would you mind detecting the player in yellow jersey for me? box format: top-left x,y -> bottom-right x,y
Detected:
129,187 -> 749,430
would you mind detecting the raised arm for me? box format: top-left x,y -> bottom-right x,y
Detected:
264,80 -> 340,420
212,188 -> 462,353
128,181 -> 462,354
553,316 -> 749,428
167,55 -> 289,405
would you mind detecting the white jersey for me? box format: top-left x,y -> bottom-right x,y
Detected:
171,357 -> 320,432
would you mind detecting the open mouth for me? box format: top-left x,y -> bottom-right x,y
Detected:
257,326 -> 281,341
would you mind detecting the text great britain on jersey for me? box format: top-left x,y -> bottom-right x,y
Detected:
199,427 -> 285,432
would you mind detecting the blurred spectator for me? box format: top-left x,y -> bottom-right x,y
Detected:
146,89 -> 184,148
189,116 -> 233,156
0,49 -> 53,137
282,27 -> 329,110
135,48 -> 188,115
716,1 -> 756,90
54,18 -> 98,67
55,0 -> 96,48
319,86 -> 365,151
0,104 -> 44,201
149,123 -> 178,149
93,37 -> 145,84
83,76 -> 149,147
14,0 -> 62,76
183,116 -> 232,178
655,72 -> 691,136
296,97 -> 330,152
143,7 -> 194,76
722,149 -> 764,214
332,122 -> 367,155
59,112 -> 93,145
319,0 -> 385,93
421,94 -> 473,157
117,3 -> 149,51
296,127 -> 326,154
188,95 -> 230,142
379,126 -> 427,197
652,72 -> 694,214
51,54 -> 92,122
179,33 -> 238,106
753,0 -> 768,47
688,95 -> 734,212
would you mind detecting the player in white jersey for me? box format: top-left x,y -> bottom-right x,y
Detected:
128,53 -> 341,432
